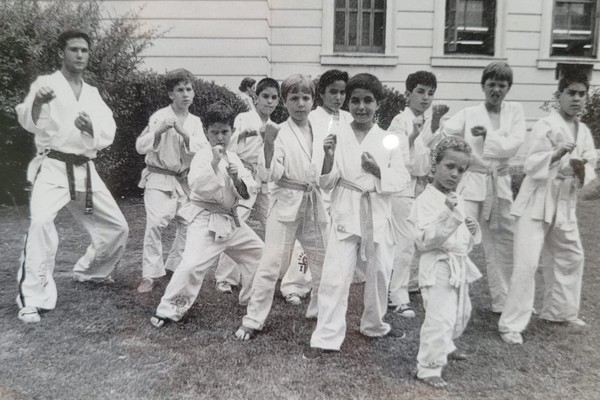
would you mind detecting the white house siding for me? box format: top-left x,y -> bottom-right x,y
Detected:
101,0 -> 600,125
102,0 -> 272,89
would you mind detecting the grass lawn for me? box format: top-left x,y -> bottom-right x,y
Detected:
1,197 -> 599,400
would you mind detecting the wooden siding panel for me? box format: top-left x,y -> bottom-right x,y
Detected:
271,46 -> 322,63
102,1 -> 268,19
270,0 -> 322,10
396,11 -> 434,30
506,0 -> 544,15
506,14 -> 542,32
143,38 -> 270,57
141,56 -> 271,76
271,27 -> 322,45
505,31 -> 541,50
397,0 -> 435,12
271,10 -> 322,27
396,29 -> 434,47
138,19 -> 270,39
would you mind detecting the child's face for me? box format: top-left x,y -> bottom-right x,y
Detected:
348,88 -> 378,125
206,123 -> 233,148
406,84 -> 436,116
432,149 -> 471,194
169,81 -> 195,110
285,90 -> 313,124
321,80 -> 347,112
255,87 -> 279,118
482,78 -> 510,108
558,82 -> 587,117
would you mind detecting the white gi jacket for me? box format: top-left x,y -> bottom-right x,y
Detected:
441,102 -> 526,202
258,118 -> 329,223
136,106 -> 206,196
320,124 -> 410,244
511,110 -> 597,229
15,70 -> 116,191
388,107 -> 439,197
179,146 -> 256,240
410,185 -> 482,288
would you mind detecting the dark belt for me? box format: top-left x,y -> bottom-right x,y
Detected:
192,200 -> 242,227
146,165 -> 186,177
47,150 -> 93,214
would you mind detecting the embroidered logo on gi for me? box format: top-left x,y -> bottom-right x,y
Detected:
297,252 -> 308,274
172,295 -> 191,317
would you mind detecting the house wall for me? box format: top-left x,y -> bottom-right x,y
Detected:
102,0 -> 600,125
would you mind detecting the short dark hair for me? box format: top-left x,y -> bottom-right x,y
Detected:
165,68 -> 195,92
318,69 -> 349,94
346,73 -> 384,102
406,71 -> 437,93
204,101 -> 236,128
431,136 -> 472,166
255,78 -> 280,97
481,61 -> 513,87
558,70 -> 590,92
57,30 -> 90,51
239,77 -> 256,92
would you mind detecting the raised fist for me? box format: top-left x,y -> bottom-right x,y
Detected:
432,104 -> 449,120
471,126 -> 487,138
226,162 -> 238,179
263,122 -> 281,144
212,145 -> 226,162
323,133 -> 337,157
445,192 -> 458,211
34,86 -> 56,105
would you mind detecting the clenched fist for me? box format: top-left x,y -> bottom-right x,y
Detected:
465,216 -> 478,236
323,134 -> 337,157
445,192 -> 458,211
471,126 -> 487,138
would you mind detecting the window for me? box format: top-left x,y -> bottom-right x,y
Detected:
551,0 -> 598,57
334,0 -> 386,53
444,0 -> 496,55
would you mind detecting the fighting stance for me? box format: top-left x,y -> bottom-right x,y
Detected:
15,30 -> 129,323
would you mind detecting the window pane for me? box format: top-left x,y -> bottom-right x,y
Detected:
363,0 -> 371,10
375,0 -> 385,9
552,1 -> 596,57
362,11 -> 371,46
349,11 -> 358,46
349,0 -> 358,9
374,12 -> 385,47
445,0 -> 495,55
335,0 -> 346,8
335,11 -> 346,46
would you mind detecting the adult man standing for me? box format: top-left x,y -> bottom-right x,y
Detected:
15,30 -> 129,323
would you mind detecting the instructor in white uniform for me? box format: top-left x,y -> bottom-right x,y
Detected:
15,30 -> 129,323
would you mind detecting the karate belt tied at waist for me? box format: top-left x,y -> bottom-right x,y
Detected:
554,174 -> 576,227
46,150 -> 93,214
146,165 -> 190,197
337,178 -> 376,264
277,177 -> 325,246
192,200 -> 242,227
471,164 -> 507,230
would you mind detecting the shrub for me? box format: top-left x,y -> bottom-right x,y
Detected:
0,0 -> 160,205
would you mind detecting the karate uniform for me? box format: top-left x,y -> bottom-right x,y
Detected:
412,185 -> 482,379
310,124 -> 410,351
442,102 -> 526,312
241,118 -> 329,330
215,111 -> 270,290
15,70 -> 129,311
499,111 -> 597,334
155,147 -> 263,321
279,107 -> 353,299
387,108 -> 439,307
137,106 -> 206,280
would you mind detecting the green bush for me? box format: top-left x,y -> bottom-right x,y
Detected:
0,0 -> 248,204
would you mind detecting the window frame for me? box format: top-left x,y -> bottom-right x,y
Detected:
321,0 -> 397,66
333,0 -> 386,54
444,0 -> 497,56
431,0 -> 506,67
538,0 -> 600,70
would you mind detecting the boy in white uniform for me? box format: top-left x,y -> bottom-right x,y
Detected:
136,69 -> 207,293
214,78 -> 280,298
412,137 -> 482,389
15,31 -> 129,323
499,71 -> 597,345
235,74 -> 329,340
306,74 -> 410,358
150,102 -> 263,326
279,69 -> 354,305
441,62 -> 526,314
386,71 -> 449,317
